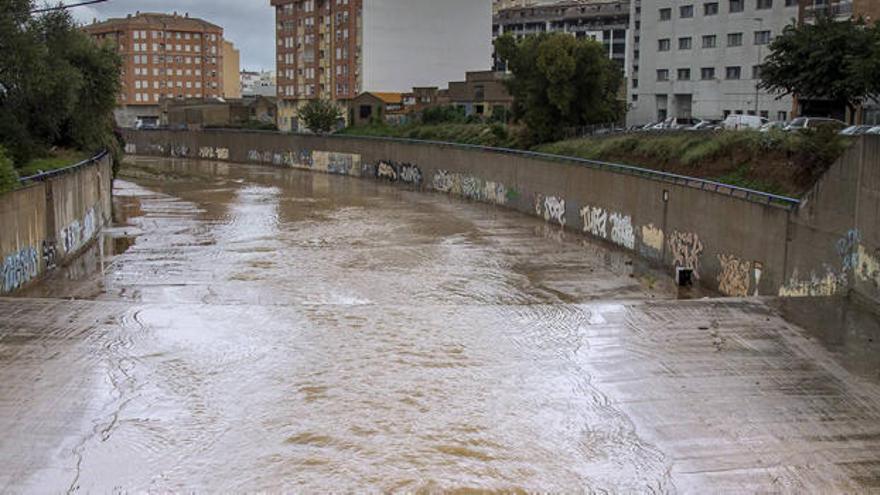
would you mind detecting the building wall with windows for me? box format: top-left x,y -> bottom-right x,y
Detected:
493,1 -> 631,71
627,0 -> 800,126
271,0 -> 492,132
85,12 -> 226,127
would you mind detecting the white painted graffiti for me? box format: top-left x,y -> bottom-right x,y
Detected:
717,254 -> 752,297
431,170 -> 509,205
398,164 -> 423,185
2,247 -> 39,293
609,212 -> 635,250
779,268 -> 845,297
857,244 -> 880,289
668,231 -> 704,279
216,148 -> 229,160
543,196 -> 566,227
60,207 -> 98,255
580,206 -> 607,238
170,144 -> 189,157
753,262 -> 764,297
377,162 -> 398,181
124,143 -> 137,154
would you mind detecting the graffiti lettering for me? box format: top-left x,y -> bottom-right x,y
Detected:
124,143 -> 137,154
837,229 -> 861,272
42,241 -> 57,270
2,247 -> 39,293
60,207 -> 98,255
779,268 -> 844,297
609,212 -> 635,250
717,254 -> 751,297
543,196 -> 566,227
580,206 -> 607,238
668,231 -> 704,280
640,224 -> 664,256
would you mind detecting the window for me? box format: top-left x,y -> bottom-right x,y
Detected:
704,2 -> 719,15
679,37 -> 692,49
730,0 -> 744,12
659,38 -> 671,51
677,68 -> 691,80
702,35 -> 717,48
701,67 -> 715,80
680,5 -> 694,17
659,8 -> 672,20
657,69 -> 670,81
754,30 -> 771,45
785,0 -> 797,5
726,66 -> 742,79
727,32 -> 743,46
632,78 -> 639,88
777,111 -> 787,121
757,0 -> 772,8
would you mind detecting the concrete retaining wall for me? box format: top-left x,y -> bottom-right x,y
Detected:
123,130 -> 880,302
0,154 -> 112,294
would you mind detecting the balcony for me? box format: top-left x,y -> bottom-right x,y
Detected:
804,0 -> 853,22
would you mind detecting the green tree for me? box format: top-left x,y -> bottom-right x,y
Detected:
494,33 -> 624,144
297,99 -> 343,134
759,15 -> 880,123
0,1 -> 121,165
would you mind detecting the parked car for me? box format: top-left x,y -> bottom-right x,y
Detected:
722,114 -> 769,130
865,126 -> 880,135
784,117 -> 847,132
840,125 -> 874,136
759,121 -> 787,133
686,120 -> 721,131
651,117 -> 701,130
639,121 -> 660,131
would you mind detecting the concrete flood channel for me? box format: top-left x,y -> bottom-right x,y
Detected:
1,155 -> 879,492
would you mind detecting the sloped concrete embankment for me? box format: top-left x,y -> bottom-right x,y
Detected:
0,154 -> 113,294
122,130 -> 879,303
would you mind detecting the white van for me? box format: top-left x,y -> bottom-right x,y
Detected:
722,114 -> 768,130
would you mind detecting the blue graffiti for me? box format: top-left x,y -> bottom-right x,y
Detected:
837,229 -> 862,272
2,247 -> 39,293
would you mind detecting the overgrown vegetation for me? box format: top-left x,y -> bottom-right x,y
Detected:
298,99 -> 343,134
535,128 -> 851,195
16,149 -> 91,178
494,33 -> 624,145
0,148 -> 19,194
341,122 -> 527,149
0,0 -> 122,174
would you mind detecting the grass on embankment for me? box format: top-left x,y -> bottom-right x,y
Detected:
340,122 -> 525,149
16,149 -> 92,178
534,129 -> 850,196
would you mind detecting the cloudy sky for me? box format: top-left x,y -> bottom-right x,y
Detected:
61,0 -> 276,70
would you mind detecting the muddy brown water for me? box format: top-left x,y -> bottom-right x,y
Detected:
1,156 -> 879,492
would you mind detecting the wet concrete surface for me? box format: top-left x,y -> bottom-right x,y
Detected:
1,156 -> 879,492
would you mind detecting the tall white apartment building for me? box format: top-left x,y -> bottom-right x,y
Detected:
626,0 -> 801,125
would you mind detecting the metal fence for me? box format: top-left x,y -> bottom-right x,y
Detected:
18,150 -> 108,185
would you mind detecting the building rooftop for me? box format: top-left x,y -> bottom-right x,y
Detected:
369,92 -> 404,105
85,12 -> 222,33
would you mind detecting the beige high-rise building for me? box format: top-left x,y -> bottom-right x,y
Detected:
85,12 -> 226,127
222,41 -> 241,99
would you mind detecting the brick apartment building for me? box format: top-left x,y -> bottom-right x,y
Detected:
270,0 -> 492,132
85,12 -> 237,127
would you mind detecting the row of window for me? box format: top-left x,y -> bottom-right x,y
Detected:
655,65 -> 762,81
130,92 -> 218,102
658,30 -> 772,50
131,42 -> 217,54
133,79 -> 218,90
659,0 -> 797,19
131,55 -> 218,66
131,30 -> 218,42
129,67 -> 218,78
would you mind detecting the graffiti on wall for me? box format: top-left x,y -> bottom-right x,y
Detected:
837,229 -> 862,272
2,247 -> 39,293
431,170 -> 509,205
668,231 -> 704,279
314,151 -> 361,176
753,262 -> 764,297
60,207 -> 98,255
170,144 -> 189,157
717,254 -> 752,297
145,144 -> 165,155
580,206 -> 607,238
640,224 -> 664,257
609,212 -> 635,250
124,143 -> 137,154
779,268 -> 845,297
856,244 -> 880,290
198,146 -> 230,160
374,161 -> 422,185
42,241 -> 57,271
536,196 -> 566,227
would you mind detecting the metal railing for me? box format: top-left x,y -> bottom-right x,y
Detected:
135,128 -> 803,210
17,150 -> 108,184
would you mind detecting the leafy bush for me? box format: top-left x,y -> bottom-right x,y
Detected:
0,148 -> 19,194
420,105 -> 466,125
297,99 -> 343,134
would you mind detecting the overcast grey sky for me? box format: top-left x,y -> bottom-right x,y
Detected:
61,0 -> 276,70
